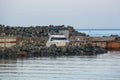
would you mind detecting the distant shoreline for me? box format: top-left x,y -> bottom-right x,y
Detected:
77,29 -> 120,37
77,29 -> 120,30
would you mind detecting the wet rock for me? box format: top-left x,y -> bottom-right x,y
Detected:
0,43 -> 107,58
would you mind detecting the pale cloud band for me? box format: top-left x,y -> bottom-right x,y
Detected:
0,0 -> 120,29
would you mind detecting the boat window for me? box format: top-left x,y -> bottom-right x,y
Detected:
51,37 -> 67,41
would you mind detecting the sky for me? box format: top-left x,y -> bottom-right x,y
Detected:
0,0 -> 120,29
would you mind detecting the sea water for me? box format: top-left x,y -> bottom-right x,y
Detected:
0,51 -> 120,80
77,29 -> 120,36
0,29 -> 120,80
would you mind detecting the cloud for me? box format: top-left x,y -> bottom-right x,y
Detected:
0,0 -> 120,28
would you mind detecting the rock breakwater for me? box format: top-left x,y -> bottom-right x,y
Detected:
0,44 -> 107,58
0,24 -> 107,58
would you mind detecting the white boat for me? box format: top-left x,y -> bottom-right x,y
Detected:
46,35 -> 69,47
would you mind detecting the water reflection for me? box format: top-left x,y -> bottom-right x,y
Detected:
0,59 -> 17,64
0,51 -> 120,80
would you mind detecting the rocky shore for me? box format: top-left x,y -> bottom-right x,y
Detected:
0,24 -> 107,58
0,44 -> 107,58
0,24 -> 87,37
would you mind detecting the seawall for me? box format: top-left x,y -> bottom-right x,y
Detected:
107,41 -> 120,50
70,36 -> 120,51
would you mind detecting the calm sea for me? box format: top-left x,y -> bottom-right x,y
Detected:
0,51 -> 120,80
0,29 -> 120,80
77,29 -> 120,36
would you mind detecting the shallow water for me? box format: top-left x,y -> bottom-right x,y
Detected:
0,51 -> 120,80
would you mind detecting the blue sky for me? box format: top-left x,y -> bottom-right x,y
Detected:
0,0 -> 120,29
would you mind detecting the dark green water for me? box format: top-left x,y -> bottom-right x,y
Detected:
0,51 -> 120,80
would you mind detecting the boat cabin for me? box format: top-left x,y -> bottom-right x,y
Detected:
46,35 -> 69,47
